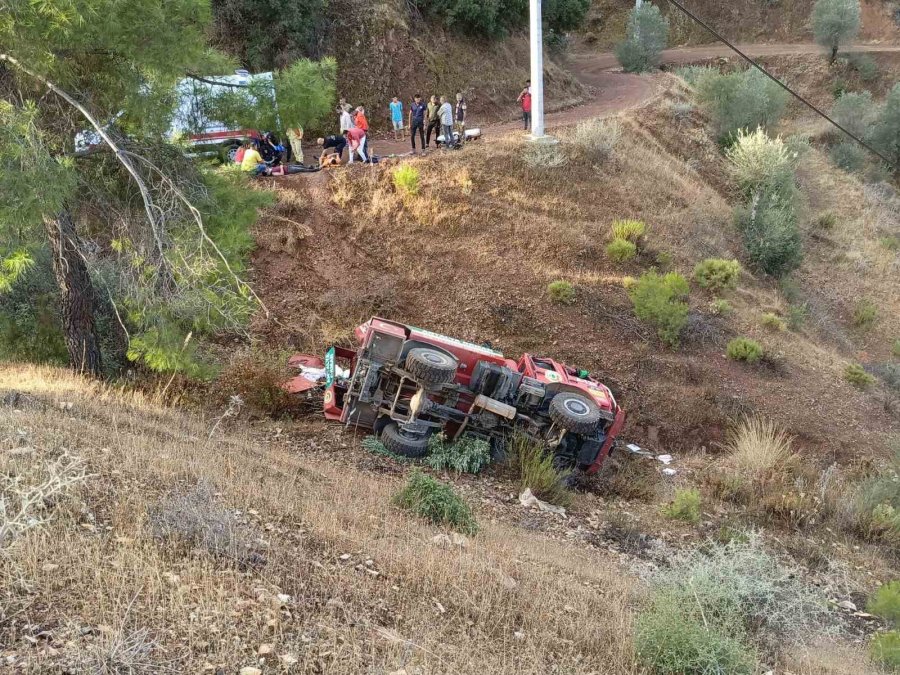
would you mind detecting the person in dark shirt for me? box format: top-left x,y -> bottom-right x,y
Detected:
425,95 -> 441,148
317,135 -> 347,165
454,91 -> 467,144
408,94 -> 428,153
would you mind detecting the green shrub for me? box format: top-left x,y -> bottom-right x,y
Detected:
547,280 -> 575,304
656,251 -> 673,268
696,68 -> 789,142
425,434 -> 491,474
830,140 -> 866,172
675,65 -> 718,86
392,164 -> 420,196
853,299 -> 878,328
662,488 -> 701,523
871,630 -> 900,669
787,304 -> 809,331
362,435 -> 414,463
831,77 -> 849,99
760,312 -> 787,331
504,432 -> 572,507
394,470 -> 478,535
635,592 -> 755,674
816,211 -> 837,230
869,581 -> 900,625
694,258 -> 741,292
634,535 -> 831,675
629,271 -> 690,347
852,445 -> 900,545
710,298 -> 733,315
606,237 -> 637,263
831,91 -> 876,139
611,218 -> 647,243
844,363 -> 875,388
735,194 -> 803,277
893,339 -> 900,358
726,128 -> 795,198
881,235 -> 900,251
727,337 -> 764,363
615,3 -> 669,73
847,52 -> 879,81
871,83 -> 900,168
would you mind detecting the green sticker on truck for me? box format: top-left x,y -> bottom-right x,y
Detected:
325,346 -> 336,389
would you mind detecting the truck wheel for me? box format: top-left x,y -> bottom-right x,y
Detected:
549,392 -> 601,435
380,422 -> 430,458
404,348 -> 458,387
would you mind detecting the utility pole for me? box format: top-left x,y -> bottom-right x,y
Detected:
528,0 -> 545,139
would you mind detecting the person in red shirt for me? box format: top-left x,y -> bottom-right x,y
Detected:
517,81 -> 532,131
344,126 -> 368,164
353,106 -> 369,158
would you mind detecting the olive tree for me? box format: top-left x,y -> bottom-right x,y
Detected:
812,0 -> 861,64
615,3 -> 670,74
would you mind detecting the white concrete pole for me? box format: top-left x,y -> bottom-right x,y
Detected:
529,0 -> 545,138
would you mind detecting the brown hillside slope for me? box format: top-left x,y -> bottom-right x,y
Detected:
0,365 -> 637,673
250,77 -> 897,465
582,0 -> 900,49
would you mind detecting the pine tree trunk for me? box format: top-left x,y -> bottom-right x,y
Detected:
830,45 -> 838,64
44,210 -> 103,376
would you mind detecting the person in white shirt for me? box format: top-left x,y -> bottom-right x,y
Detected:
338,106 -> 353,133
438,96 -> 455,148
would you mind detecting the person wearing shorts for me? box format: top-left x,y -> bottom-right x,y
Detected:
389,96 -> 404,140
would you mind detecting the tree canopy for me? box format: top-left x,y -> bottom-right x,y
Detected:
811,0 -> 861,62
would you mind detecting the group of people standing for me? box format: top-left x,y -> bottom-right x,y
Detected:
392,92 -> 467,153
316,91 -> 468,166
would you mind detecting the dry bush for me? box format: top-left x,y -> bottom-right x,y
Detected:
594,454 -> 660,502
503,433 -> 572,507
1,450 -> 88,547
570,118 -> 621,164
724,416 -> 795,488
147,481 -> 263,567
523,140 -> 567,169
212,351 -> 302,417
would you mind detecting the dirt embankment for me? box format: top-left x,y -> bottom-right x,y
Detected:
249,76 -> 897,468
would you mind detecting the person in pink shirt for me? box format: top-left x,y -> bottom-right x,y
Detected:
344,126 -> 368,164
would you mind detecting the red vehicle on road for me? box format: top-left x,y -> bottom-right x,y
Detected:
287,318 -> 625,474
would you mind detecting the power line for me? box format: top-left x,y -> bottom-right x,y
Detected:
660,0 -> 895,169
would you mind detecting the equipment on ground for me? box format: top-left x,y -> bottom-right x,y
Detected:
286,317 -> 625,474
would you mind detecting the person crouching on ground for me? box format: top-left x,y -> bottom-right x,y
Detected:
389,96 -> 404,141
408,94 -> 427,154
317,134 -> 347,166
344,126 -> 368,164
240,141 -> 269,176
438,96 -> 455,148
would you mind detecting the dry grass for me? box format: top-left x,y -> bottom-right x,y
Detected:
724,416 -> 796,484
0,364 -> 636,673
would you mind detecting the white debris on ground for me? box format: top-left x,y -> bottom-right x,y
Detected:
519,488 -> 566,516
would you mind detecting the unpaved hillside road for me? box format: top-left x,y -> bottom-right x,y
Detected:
573,41 -> 900,73
363,42 -> 900,157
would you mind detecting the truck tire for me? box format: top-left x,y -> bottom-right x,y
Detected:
380,422 -> 430,458
549,392 -> 601,435
404,348 -> 457,387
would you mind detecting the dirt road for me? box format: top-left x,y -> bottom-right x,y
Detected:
340,42 -> 900,158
